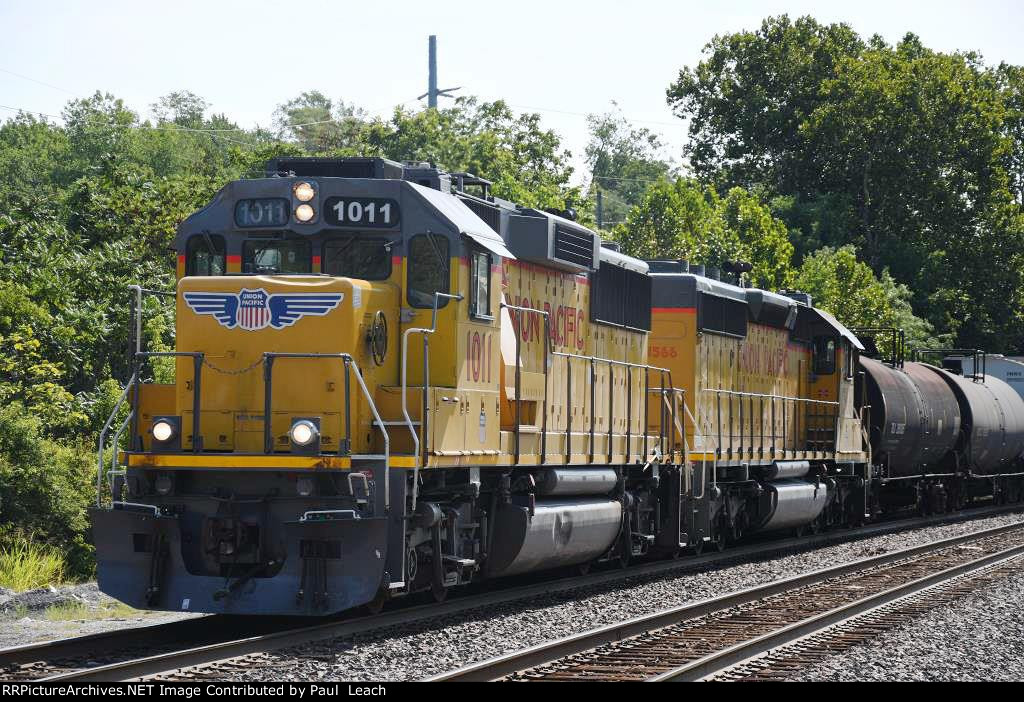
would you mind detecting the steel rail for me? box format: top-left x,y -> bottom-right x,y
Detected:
652,543 -> 1024,681
12,504 -> 1022,683
427,520 -> 1024,681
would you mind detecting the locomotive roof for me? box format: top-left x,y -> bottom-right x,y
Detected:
649,269 -> 865,349
409,182 -> 515,259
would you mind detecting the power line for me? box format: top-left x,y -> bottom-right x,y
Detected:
502,101 -> 683,129
592,174 -> 676,184
0,67 -> 79,96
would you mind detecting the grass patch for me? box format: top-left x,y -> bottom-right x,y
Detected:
44,600 -> 142,622
0,540 -> 66,592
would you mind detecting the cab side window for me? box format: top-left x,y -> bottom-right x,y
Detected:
470,249 -> 492,319
186,234 -> 226,276
407,234 -> 450,308
813,336 -> 836,375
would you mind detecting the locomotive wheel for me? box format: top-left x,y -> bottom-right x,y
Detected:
712,530 -> 727,552
363,587 -> 389,615
691,538 -> 705,556
430,580 -> 448,603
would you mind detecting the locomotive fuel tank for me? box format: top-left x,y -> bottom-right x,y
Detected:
485,498 -> 622,577
923,366 -> 1024,473
750,479 -> 829,533
860,358 -> 961,476
534,467 -> 618,496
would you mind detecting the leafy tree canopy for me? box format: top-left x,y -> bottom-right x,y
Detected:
667,15 -> 1024,351
584,106 -> 674,229
614,178 -> 794,290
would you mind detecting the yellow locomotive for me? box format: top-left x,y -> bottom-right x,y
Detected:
92,157 -> 874,616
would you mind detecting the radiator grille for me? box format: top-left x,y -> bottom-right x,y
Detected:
554,224 -> 594,268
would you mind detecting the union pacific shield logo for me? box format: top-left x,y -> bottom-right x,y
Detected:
183,288 -> 343,331
238,288 -> 271,330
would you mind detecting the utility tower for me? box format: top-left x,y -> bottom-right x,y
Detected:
418,35 -> 460,108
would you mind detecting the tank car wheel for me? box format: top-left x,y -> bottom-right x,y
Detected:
691,538 -> 705,556
577,561 -> 592,575
793,525 -> 806,539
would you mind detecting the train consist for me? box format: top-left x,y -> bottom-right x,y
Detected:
91,157 -> 1024,616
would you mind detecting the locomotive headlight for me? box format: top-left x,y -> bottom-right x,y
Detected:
293,181 -> 315,202
294,204 -> 315,222
295,476 -> 314,497
152,420 -> 176,442
289,420 -> 318,446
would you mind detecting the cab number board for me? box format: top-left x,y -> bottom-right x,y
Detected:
234,198 -> 289,228
324,197 -> 400,228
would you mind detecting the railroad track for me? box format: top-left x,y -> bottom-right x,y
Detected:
0,615 -> 300,682
429,521 -> 1024,681
710,559 -> 1023,681
3,504 -> 1020,683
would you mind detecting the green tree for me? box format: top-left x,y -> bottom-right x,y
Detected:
273,91 -> 368,154
615,178 -> 794,289
666,16 -> 1024,350
0,403 -> 95,578
585,107 -> 673,229
151,90 -> 209,128
667,15 -> 864,191
793,245 -> 935,347
362,97 -> 585,216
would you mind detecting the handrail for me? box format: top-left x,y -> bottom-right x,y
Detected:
263,352 -> 391,512
127,284 -> 176,355
401,291 -> 463,512
108,407 -> 135,497
701,387 -> 838,456
97,371 -> 137,507
700,388 -> 839,405
96,286 -> 177,509
529,338 -> 684,464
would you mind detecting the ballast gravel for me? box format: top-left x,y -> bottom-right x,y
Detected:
786,569 -> 1024,682
0,583 -> 201,650
216,511 -> 1024,682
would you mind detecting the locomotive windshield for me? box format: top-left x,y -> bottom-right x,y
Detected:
323,236 -> 392,280
242,239 -> 312,274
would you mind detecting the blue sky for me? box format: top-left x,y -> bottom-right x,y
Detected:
2,0 -> 1022,181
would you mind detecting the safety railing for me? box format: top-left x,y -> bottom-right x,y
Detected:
914,348 -> 987,382
96,371 -> 137,507
262,352 -> 390,511
96,350 -> 204,508
503,302 -> 686,465
400,292 -> 464,512
97,286 -> 177,507
700,388 -> 839,457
